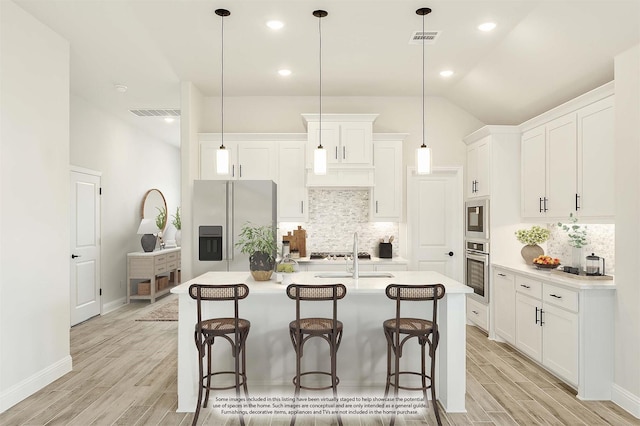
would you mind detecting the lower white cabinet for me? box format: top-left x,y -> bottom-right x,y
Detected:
467,296 -> 488,332
493,269 -> 516,345
493,265 -> 613,399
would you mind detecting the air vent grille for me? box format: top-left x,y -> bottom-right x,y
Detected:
409,30 -> 441,45
129,109 -> 181,117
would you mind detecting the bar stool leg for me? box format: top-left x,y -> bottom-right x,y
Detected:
421,339 -> 428,408
384,331 -> 392,402
331,335 -> 343,426
390,336 -> 401,426
430,344 -> 442,426
204,343 -> 212,407
290,330 -> 301,426
193,342 -> 205,426
242,337 -> 249,398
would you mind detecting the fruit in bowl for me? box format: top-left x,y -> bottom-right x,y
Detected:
533,255 -> 561,268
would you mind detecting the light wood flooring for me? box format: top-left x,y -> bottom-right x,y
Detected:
1,295 -> 638,426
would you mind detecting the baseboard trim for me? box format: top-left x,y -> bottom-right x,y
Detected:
611,383 -> 640,419
102,297 -> 126,315
0,355 -> 72,413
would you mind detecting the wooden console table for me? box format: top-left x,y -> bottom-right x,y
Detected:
127,248 -> 181,303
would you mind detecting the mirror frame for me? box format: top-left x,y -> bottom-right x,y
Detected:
141,188 -> 168,231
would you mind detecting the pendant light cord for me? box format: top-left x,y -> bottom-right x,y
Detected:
421,12 -> 426,149
220,14 -> 225,149
318,14 -> 323,149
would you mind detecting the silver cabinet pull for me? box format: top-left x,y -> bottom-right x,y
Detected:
472,310 -> 479,315
520,284 -> 531,289
239,164 -> 242,178
301,201 -> 304,214
375,201 -> 378,213
549,294 -> 562,299
335,146 -> 338,159
498,273 -> 506,277
343,146 -> 346,159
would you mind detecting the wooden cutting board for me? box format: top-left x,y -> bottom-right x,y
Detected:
283,226 -> 307,257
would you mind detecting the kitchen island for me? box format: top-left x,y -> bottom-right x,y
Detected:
171,271 -> 472,415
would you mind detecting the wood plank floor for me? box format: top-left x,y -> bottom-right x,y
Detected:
1,295 -> 638,426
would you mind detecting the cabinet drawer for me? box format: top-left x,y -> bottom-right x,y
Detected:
467,297 -> 488,331
166,261 -> 178,271
166,252 -> 178,262
129,258 -> 154,278
543,284 -> 578,312
155,255 -> 167,264
515,276 -> 542,299
155,263 -> 168,274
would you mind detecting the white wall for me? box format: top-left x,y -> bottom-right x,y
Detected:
70,96 -> 180,309
0,1 -> 72,411
613,44 -> 640,418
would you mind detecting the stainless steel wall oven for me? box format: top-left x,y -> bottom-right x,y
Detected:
465,199 -> 489,240
465,240 -> 489,304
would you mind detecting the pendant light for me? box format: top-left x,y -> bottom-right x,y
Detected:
215,8 -> 230,175
416,7 -> 433,175
313,10 -> 328,175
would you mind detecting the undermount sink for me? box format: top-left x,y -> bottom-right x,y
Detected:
314,272 -> 394,278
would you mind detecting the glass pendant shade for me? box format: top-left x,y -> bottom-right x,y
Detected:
416,145 -> 432,175
313,146 -> 327,175
216,147 -> 229,175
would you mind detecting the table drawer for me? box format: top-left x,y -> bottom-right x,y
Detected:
167,252 -> 178,262
166,261 -> 178,271
515,276 -> 542,299
155,255 -> 167,264
129,258 -> 154,278
155,263 -> 168,274
543,284 -> 578,312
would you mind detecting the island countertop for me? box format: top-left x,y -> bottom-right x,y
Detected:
171,270 -> 471,417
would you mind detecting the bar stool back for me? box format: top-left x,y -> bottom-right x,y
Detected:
383,284 -> 446,426
286,283 -> 347,426
189,283 -> 250,426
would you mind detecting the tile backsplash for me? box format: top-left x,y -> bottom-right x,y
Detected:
278,189 -> 400,257
546,223 -> 615,274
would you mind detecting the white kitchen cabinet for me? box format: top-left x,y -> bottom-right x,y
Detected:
577,96 -> 615,218
374,264 -> 408,272
466,136 -> 490,198
372,139 -> 402,221
520,84 -> 614,221
515,292 -> 543,362
199,138 -> 277,181
542,302 -> 578,384
467,296 -> 488,332
493,268 -> 516,345
277,141 -> 307,221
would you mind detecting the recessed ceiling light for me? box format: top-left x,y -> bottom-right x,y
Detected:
440,70 -> 454,77
278,69 -> 292,77
114,84 -> 128,93
164,117 -> 175,123
266,20 -> 284,30
478,22 -> 496,32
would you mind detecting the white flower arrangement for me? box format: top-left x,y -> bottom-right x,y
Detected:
515,225 -> 550,245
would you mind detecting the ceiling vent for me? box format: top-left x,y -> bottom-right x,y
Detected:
409,30 -> 441,45
129,109 -> 181,117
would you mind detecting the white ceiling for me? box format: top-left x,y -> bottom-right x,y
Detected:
14,0 -> 640,147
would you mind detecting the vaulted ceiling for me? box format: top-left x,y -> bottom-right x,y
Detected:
15,0 -> 640,146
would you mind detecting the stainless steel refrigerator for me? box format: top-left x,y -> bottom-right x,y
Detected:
192,180 -> 277,276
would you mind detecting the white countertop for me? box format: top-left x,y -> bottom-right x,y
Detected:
492,262 -> 616,290
171,270 -> 471,295
292,256 -> 408,264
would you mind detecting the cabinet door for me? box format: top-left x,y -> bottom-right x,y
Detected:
515,293 -> 542,362
521,127 -> 546,218
237,141 -> 276,180
341,122 -> 373,164
277,142 -> 307,221
542,303 -> 578,385
466,144 -> 478,198
307,122 -> 340,166
372,141 -> 401,221
577,96 -> 614,218
494,269 -> 516,345
200,141 -> 238,180
546,114 -> 577,217
475,138 -> 491,197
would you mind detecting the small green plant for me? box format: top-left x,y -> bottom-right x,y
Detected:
155,206 -> 167,230
171,207 -> 181,230
235,223 -> 277,261
558,213 -> 587,248
515,225 -> 550,245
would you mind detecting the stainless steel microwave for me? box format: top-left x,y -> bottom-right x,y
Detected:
465,199 -> 489,240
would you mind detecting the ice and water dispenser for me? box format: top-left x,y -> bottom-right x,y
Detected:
199,226 -> 223,261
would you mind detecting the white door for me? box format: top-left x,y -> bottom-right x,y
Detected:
70,169 -> 101,326
407,168 -> 463,280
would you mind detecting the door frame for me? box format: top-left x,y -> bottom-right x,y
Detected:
70,165 -> 102,323
406,166 -> 464,280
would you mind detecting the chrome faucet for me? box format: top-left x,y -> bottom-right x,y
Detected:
353,232 -> 359,279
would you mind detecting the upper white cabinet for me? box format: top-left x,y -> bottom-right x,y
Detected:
466,136 -> 491,198
520,83 -> 614,220
277,141 -> 308,222
200,135 -> 277,181
371,137 -> 404,222
302,114 -> 378,167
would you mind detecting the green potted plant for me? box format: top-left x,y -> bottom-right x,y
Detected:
171,207 -> 181,247
558,213 -> 588,269
235,222 -> 277,281
515,225 -> 550,264
156,206 -> 167,249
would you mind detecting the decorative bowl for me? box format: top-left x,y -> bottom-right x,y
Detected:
533,263 -> 560,270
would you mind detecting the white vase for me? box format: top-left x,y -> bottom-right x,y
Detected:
175,229 -> 182,247
571,246 -> 583,270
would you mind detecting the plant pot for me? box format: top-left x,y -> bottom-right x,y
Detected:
249,251 -> 275,281
571,246 -> 583,271
521,244 -> 544,264
175,229 -> 181,247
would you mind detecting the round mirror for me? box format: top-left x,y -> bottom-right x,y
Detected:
141,189 -> 167,231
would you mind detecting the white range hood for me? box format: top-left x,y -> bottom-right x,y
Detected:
306,165 -> 374,188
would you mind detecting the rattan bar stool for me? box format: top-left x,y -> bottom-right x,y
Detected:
383,284 -> 446,426
286,283 -> 347,426
189,284 -> 250,426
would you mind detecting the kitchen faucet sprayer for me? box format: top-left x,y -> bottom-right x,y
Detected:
353,232 -> 359,279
